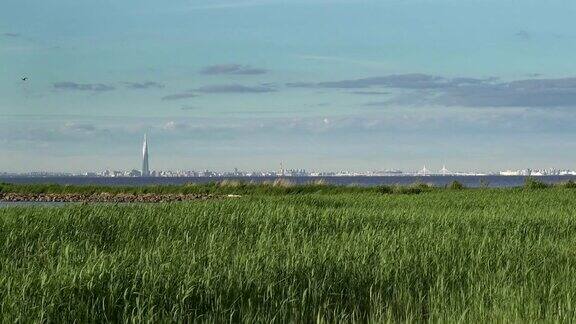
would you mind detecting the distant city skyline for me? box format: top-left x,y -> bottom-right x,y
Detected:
2,137 -> 576,179
2,0 -> 576,172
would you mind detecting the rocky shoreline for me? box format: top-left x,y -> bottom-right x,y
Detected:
0,192 -> 216,203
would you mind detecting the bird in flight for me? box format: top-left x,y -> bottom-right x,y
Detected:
21,77 -> 28,81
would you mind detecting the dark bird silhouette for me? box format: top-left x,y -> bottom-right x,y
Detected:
21,77 -> 28,81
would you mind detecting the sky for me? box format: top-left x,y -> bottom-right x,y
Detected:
2,0 -> 576,173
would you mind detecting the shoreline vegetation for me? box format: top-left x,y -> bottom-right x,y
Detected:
3,179 -> 576,321
0,192 -> 215,203
1,178 -> 576,202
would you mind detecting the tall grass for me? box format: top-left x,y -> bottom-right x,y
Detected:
3,189 -> 576,321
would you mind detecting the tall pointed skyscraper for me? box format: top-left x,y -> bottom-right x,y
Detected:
142,133 -> 150,177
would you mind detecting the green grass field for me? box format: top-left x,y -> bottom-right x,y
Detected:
2,186 -> 576,321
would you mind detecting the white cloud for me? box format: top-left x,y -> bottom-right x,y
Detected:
162,121 -> 189,131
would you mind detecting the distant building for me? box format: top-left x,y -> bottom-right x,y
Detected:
142,133 -> 150,177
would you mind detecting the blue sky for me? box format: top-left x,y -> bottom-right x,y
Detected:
2,0 -> 576,172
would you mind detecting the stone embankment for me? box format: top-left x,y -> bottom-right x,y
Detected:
0,192 -> 215,203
